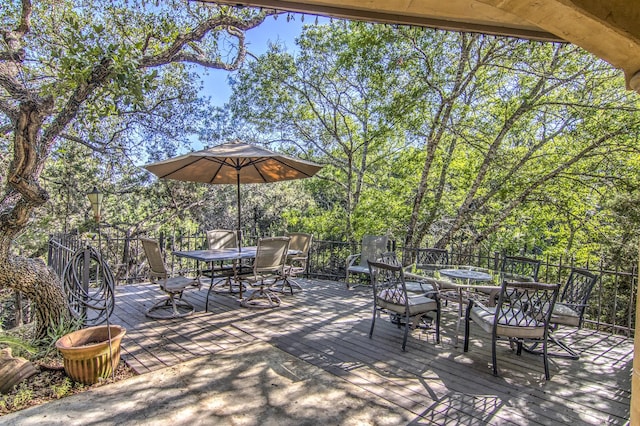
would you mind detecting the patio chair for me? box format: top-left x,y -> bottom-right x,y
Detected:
526,268 -> 598,360
346,235 -> 389,289
413,247 -> 450,273
500,255 -> 541,282
476,255 -> 541,306
270,232 -> 313,295
206,229 -> 238,250
239,236 -> 291,309
368,256 -> 441,351
203,229 -> 246,307
464,280 -> 560,380
403,247 -> 451,297
141,237 -> 201,319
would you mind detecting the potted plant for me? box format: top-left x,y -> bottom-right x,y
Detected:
55,324 -> 126,385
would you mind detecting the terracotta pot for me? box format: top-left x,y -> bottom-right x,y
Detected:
55,325 -> 126,385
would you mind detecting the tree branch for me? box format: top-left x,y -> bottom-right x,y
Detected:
59,133 -> 109,154
139,13 -> 270,69
0,99 -> 19,122
16,0 -> 32,36
41,57 -> 113,147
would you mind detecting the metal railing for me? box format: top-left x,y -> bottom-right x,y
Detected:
48,231 -> 636,336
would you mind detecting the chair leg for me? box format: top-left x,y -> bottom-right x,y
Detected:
369,306 -> 377,339
463,300 -> 474,352
523,335 -> 580,360
401,313 -> 410,351
492,335 -> 499,377
240,285 -> 281,309
543,338 -> 551,380
435,302 -> 441,344
269,276 -> 303,295
146,293 -> 194,319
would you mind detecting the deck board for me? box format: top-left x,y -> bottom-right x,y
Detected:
113,278 -> 632,425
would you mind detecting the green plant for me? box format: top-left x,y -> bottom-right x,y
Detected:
34,314 -> 83,358
10,383 -> 33,409
0,333 -> 37,357
51,377 -> 73,399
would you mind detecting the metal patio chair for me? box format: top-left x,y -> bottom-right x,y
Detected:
526,267 -> 598,360
464,280 -> 560,380
346,235 -> 389,289
368,255 -> 441,351
240,237 -> 291,309
203,229 -> 245,304
141,237 -> 200,319
270,232 -> 313,295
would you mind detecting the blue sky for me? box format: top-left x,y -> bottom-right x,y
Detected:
201,14 -> 323,107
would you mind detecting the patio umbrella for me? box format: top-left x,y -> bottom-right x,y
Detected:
144,140 -> 323,248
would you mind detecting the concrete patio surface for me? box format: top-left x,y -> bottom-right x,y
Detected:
1,340 -> 411,425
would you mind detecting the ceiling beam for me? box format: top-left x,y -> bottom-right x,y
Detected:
207,0 -> 563,42
477,0 -> 640,92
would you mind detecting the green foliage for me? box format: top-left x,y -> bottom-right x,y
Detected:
219,20 -> 640,271
34,315 -> 83,358
0,383 -> 33,411
3,4 -> 639,308
51,377 -> 73,399
0,334 -> 37,358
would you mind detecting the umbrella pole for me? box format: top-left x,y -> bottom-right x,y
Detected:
236,172 -> 241,251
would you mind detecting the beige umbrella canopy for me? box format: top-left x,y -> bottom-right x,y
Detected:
144,140 -> 323,245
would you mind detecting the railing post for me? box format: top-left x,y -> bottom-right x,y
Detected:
123,229 -> 131,284
82,246 -> 90,321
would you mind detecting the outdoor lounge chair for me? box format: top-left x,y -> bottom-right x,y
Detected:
368,255 -> 441,351
239,237 -> 291,309
270,232 -> 313,295
141,237 -> 201,319
464,280 -> 560,380
346,235 -> 389,289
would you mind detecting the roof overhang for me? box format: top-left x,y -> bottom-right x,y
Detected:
203,0 -> 640,94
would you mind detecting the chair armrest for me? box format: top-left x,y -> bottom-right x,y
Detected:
558,301 -> 588,310
346,253 -> 361,268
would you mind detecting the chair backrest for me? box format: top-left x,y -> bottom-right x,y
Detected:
377,252 -> 401,266
254,237 -> 291,275
206,229 -> 238,250
413,248 -> 449,271
285,232 -> 312,257
359,235 -> 389,268
368,258 -> 408,309
500,255 -> 541,282
141,238 -> 168,279
494,281 -> 560,338
559,268 -> 598,326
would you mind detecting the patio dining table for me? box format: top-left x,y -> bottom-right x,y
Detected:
173,246 -> 301,302
173,247 -> 259,301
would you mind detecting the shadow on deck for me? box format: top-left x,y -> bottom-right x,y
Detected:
112,278 -> 632,425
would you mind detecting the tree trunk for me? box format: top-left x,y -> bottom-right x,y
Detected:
0,101 -> 70,339
0,255 -> 68,339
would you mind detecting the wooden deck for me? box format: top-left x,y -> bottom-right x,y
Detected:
112,278 -> 632,425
